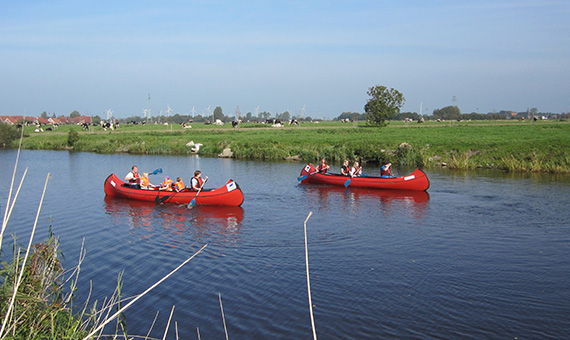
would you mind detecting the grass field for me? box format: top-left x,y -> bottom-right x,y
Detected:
17,119 -> 570,173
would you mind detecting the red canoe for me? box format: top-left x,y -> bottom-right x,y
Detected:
298,164 -> 430,191
104,173 -> 244,206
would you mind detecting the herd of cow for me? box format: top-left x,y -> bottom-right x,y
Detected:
31,118 -> 305,133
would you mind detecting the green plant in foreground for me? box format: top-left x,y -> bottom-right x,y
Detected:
0,233 -> 92,339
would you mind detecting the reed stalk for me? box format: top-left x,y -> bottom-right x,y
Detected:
0,173 -> 51,338
304,211 -> 318,340
162,305 -> 175,340
219,292 -> 229,340
80,244 -> 208,340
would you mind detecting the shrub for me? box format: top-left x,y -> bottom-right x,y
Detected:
0,122 -> 20,148
67,129 -> 80,147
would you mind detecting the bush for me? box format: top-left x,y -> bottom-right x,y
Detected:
0,122 -> 20,147
67,129 -> 80,147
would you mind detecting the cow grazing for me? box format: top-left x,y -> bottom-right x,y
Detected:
101,121 -> 115,131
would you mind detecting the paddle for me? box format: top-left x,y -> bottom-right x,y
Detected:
298,171 -> 317,182
149,168 -> 162,175
344,176 -> 352,188
188,178 -> 208,208
155,180 -> 178,204
156,190 -> 177,204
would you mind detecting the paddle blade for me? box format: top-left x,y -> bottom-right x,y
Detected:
188,198 -> 196,208
297,174 -> 308,182
151,168 -> 163,175
344,178 -> 351,188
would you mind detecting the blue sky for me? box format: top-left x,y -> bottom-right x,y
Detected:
1,0 -> 569,119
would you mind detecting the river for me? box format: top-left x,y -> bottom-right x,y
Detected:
1,149 -> 569,339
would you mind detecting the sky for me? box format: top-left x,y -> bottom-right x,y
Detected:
1,0 -> 569,119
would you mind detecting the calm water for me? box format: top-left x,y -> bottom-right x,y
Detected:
1,149 -> 570,339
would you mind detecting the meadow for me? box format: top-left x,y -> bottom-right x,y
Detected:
18,119 -> 570,173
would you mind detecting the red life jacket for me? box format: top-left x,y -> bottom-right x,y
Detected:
192,176 -> 204,190
129,172 -> 140,183
317,163 -> 328,173
341,165 -> 350,176
380,166 -> 391,177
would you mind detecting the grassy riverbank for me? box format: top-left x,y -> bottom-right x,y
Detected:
17,120 -> 570,173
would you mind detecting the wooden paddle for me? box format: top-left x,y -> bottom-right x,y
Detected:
188,178 -> 208,208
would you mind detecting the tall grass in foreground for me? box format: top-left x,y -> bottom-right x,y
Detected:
0,143 -> 207,339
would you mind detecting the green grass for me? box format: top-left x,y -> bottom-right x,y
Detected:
16,120 -> 570,173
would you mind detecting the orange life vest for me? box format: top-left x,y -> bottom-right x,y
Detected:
162,179 -> 173,191
140,177 -> 150,188
174,181 -> 185,191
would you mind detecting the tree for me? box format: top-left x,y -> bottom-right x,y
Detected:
0,122 -> 20,147
277,111 -> 290,122
69,110 -> 80,118
433,106 -> 461,120
213,106 -> 223,121
364,85 -> 405,127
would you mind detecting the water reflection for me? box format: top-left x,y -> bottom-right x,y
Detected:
302,185 -> 429,218
103,196 -> 244,247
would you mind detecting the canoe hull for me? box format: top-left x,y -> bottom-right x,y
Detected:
299,164 -> 429,191
104,174 -> 244,206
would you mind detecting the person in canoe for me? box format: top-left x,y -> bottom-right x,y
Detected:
190,170 -> 208,191
140,172 -> 156,189
380,161 -> 394,178
173,177 -> 185,192
160,176 -> 173,191
316,158 -> 330,174
341,160 -> 351,176
124,165 -> 141,188
351,161 -> 363,177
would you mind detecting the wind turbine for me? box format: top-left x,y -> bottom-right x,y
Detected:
204,105 -> 212,121
301,105 -> 306,120
147,93 -> 152,122
255,105 -> 260,119
143,109 -> 151,121
235,106 -> 241,120
105,109 -> 113,121
190,106 -> 197,118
